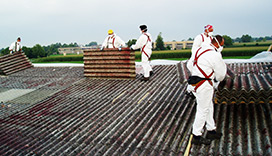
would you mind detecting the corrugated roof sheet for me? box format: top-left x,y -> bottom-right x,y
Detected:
0,63 -> 271,155
0,52 -> 33,75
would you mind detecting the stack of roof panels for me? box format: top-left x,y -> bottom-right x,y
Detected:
177,61 -> 272,104
83,48 -> 136,79
217,62 -> 272,104
0,52 -> 33,75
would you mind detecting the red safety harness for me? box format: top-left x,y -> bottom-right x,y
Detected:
107,35 -> 116,48
200,34 -> 212,43
193,47 -> 214,91
142,33 -> 151,61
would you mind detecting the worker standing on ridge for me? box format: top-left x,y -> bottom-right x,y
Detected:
187,25 -> 215,95
130,25 -> 153,81
191,25 -> 214,53
186,35 -> 227,145
101,29 -> 126,50
9,37 -> 22,54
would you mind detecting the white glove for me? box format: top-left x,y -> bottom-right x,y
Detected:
213,80 -> 220,90
186,85 -> 195,92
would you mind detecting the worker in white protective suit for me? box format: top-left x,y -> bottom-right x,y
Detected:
186,35 -> 226,145
9,37 -> 22,54
187,25 -> 214,94
101,29 -> 126,50
191,25 -> 214,54
131,25 -> 153,81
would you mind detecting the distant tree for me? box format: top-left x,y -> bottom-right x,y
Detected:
43,43 -> 62,56
127,39 -> 137,47
68,42 -> 78,47
265,36 -> 272,40
0,47 -> 9,56
222,35 -> 233,46
188,38 -> 193,41
85,42 -> 98,46
155,32 -> 165,50
32,44 -> 46,58
22,47 -> 33,58
234,37 -> 241,43
241,34 -> 252,42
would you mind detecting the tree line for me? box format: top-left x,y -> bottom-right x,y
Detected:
154,34 -> 272,50
0,34 -> 271,58
0,42 -> 95,59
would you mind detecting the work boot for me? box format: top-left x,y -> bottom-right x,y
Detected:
150,71 -> 154,77
191,135 -> 211,145
206,130 -> 222,140
141,76 -> 149,82
185,91 -> 195,99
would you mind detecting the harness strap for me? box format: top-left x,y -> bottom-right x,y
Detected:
193,47 -> 214,91
112,37 -> 116,48
201,34 -> 204,42
107,35 -> 116,48
141,33 -> 151,61
15,42 -> 17,52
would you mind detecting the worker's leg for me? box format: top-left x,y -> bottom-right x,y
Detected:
192,87 -> 213,136
141,53 -> 150,78
205,95 -> 216,131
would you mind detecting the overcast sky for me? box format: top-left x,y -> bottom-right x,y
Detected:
0,0 -> 271,48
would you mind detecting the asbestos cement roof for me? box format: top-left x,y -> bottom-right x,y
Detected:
0,62 -> 271,156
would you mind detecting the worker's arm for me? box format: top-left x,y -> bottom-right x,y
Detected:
101,37 -> 108,49
116,36 -> 126,47
131,35 -> 146,50
213,53 -> 227,81
191,35 -> 202,53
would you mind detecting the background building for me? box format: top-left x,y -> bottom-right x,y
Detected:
153,41 -> 194,50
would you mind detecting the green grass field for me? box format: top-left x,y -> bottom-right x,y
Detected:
232,40 -> 272,47
31,42 -> 271,63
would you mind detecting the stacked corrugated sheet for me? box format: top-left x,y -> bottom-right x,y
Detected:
84,48 -> 136,79
177,61 -> 272,104
0,52 -> 33,75
217,62 -> 272,104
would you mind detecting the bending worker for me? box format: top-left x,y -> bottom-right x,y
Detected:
130,25 -> 153,81
191,24 -> 214,53
101,29 -> 125,50
9,37 -> 22,54
186,35 -> 227,145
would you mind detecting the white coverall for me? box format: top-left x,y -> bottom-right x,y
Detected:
191,33 -> 213,54
9,42 -> 22,54
101,34 -> 125,49
187,33 -> 213,92
187,44 -> 226,136
131,32 -> 153,78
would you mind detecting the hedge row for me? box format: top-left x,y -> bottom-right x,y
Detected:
32,55 -> 83,63
32,47 -> 268,63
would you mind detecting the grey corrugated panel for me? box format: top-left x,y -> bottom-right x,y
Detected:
10,67 -> 84,78
0,88 -> 10,93
7,97 -> 105,155
79,66 -> 176,155
108,79 -> 183,155
7,89 -> 60,105
0,65 -> 272,155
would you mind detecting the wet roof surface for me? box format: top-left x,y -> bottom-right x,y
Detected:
0,63 -> 271,156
